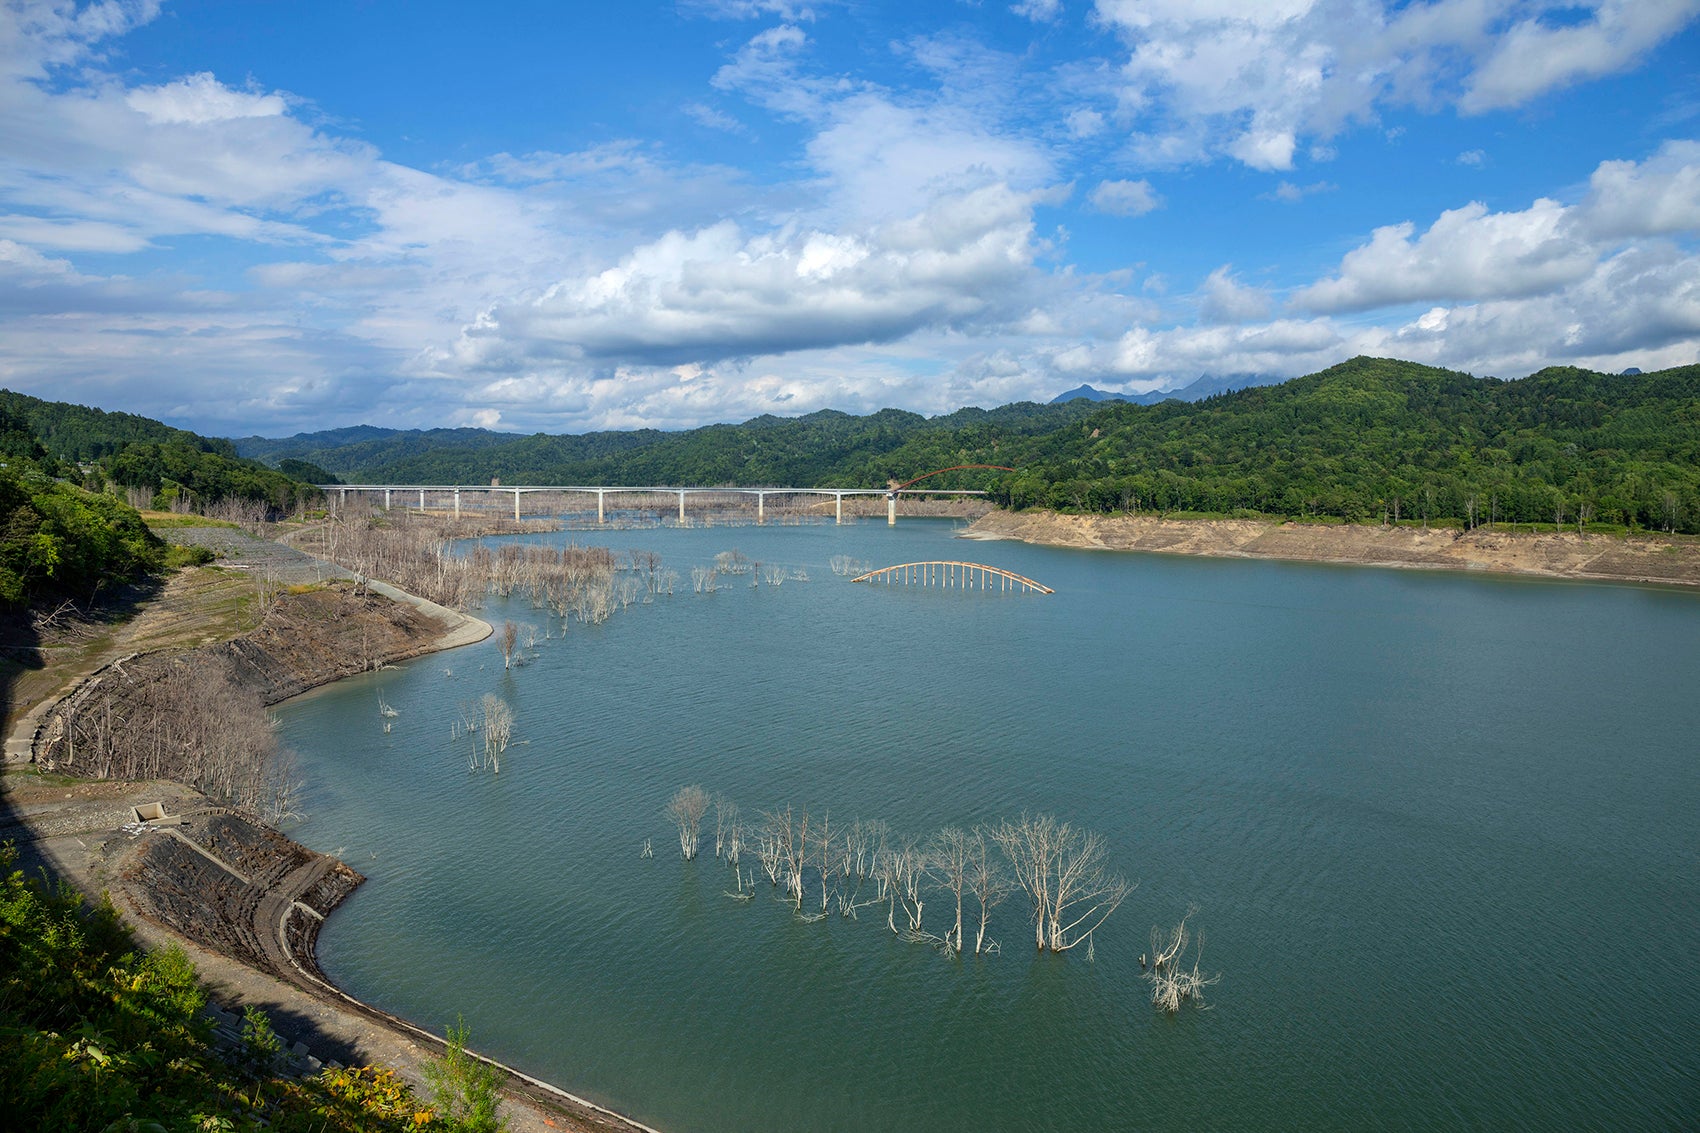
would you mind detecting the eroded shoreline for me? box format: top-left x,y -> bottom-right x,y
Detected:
5,542 -> 661,1133
966,510 -> 1700,589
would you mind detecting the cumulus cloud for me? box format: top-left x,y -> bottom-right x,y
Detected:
1088,178 -> 1160,216
456,183 -> 1044,368
1577,139 -> 1700,238
1296,143 -> 1700,313
1294,199 -> 1594,313
1093,1 -> 1700,169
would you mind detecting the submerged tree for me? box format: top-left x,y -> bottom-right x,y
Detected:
966,825 -> 1012,955
1146,907 -> 1221,1013
990,813 -> 1132,953
475,694 -> 513,773
667,785 -> 711,860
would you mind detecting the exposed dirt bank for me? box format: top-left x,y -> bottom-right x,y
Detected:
5,527 -> 657,1132
966,510 -> 1700,588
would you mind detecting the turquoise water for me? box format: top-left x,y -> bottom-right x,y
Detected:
277,520 -> 1700,1131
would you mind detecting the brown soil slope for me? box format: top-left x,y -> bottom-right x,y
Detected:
967,511 -> 1700,587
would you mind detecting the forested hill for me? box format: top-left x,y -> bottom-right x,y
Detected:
0,389 -> 316,512
993,357 -> 1700,531
235,400 -> 1100,487
233,357 -> 1700,533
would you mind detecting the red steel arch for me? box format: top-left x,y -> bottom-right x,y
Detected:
888,464 -> 1015,494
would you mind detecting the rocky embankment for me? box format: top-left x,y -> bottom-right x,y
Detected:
967,510 -> 1700,587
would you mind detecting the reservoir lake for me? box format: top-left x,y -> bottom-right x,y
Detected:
277,519 -> 1700,1131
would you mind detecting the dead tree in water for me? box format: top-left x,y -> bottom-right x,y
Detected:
477,694 -> 513,773
667,785 -> 711,860
498,620 -> 519,669
990,814 -> 1132,953
966,826 -> 1012,955
1146,907 -> 1220,1012
926,826 -> 973,955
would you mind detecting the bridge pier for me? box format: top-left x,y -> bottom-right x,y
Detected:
597,489 -> 605,524
758,492 -> 765,525
835,492 -> 843,524
418,488 -> 425,511
454,488 -> 461,520
337,487 -> 346,513
678,490 -> 686,523
888,495 -> 897,526
514,488 -> 521,522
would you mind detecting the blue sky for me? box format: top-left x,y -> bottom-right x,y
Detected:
2,0 -> 1698,436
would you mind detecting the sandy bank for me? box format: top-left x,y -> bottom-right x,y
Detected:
965,510 -> 1700,589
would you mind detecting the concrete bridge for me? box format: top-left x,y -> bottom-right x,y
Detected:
320,483 -> 989,525
851,560 -> 1054,593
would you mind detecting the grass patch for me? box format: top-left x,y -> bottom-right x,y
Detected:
163,544 -> 217,568
140,511 -> 240,529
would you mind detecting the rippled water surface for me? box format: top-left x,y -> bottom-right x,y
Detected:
277,520 -> 1700,1131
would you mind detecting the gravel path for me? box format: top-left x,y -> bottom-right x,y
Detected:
165,525 -> 357,585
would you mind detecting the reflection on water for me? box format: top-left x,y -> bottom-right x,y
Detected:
277,520 -> 1700,1132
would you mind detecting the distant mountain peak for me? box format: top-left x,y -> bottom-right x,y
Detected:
1050,384 -> 1129,404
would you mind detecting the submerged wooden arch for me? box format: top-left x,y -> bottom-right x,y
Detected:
850,560 -> 1054,594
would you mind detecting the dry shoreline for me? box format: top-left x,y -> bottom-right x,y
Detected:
965,510 -> 1700,589
3,545 -> 662,1133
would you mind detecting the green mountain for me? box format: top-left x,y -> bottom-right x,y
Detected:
230,357 -> 1700,533
991,357 -> 1700,531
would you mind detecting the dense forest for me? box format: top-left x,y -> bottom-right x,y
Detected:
0,390 -> 318,513
236,400 -> 1099,488
239,357 -> 1700,534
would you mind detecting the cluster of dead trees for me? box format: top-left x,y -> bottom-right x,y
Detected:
40,657 -> 301,824
662,790 -> 1137,961
302,508 -> 661,628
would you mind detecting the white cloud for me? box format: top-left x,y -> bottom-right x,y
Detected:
126,72 -> 287,124
1261,179 -> 1335,203
1295,142 -> 1700,314
1088,178 -> 1160,216
1577,139 -> 1700,238
1457,148 -> 1485,166
684,102 -> 748,134
1012,0 -> 1062,21
455,183 -> 1044,368
1092,1 -> 1700,169
1066,108 -> 1105,137
1461,1 -> 1699,113
1294,198 -> 1596,313
1200,265 -> 1271,323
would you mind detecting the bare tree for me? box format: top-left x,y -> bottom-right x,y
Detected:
1146,907 -> 1221,1013
966,826 -> 1012,955
478,694 -> 513,773
667,785 -> 711,860
990,814 -> 1133,953
926,827 -> 973,954
498,620 -> 519,669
